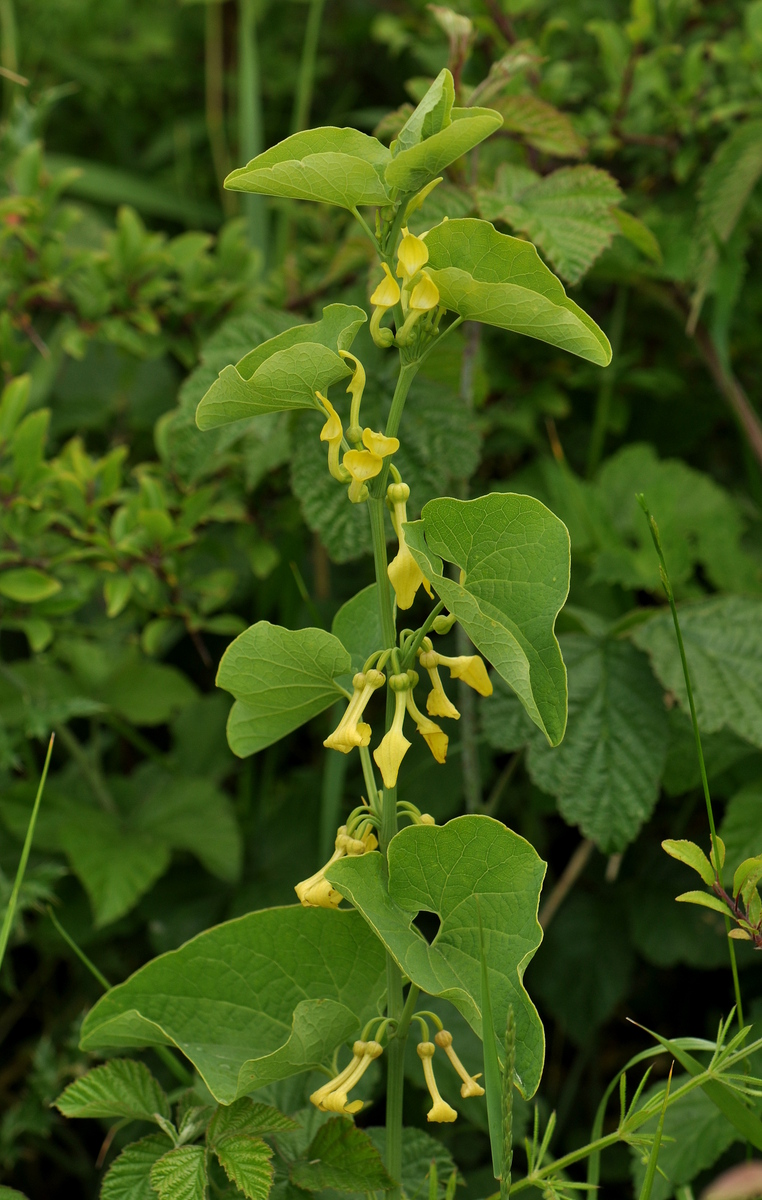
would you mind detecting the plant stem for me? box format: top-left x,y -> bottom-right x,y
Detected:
290,0 -> 325,134
54,723 -> 116,814
205,0 -> 234,214
0,0 -> 18,113
587,286 -> 627,477
0,735 -> 54,971
238,0 -> 267,258
400,601 -> 445,670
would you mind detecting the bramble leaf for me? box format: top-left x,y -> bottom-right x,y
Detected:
150,1146 -> 207,1200
101,1134 -> 173,1200
493,94 -> 586,158
328,815 -> 546,1098
55,1058 -> 170,1123
217,622 -> 351,757
207,1099 -> 298,1146
79,907 -> 386,1104
405,493 -> 570,746
213,1136 -> 273,1200
290,1118 -> 394,1192
424,217 -> 612,363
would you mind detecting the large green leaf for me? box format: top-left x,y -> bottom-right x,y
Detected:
224,128 -> 391,209
150,1146 -> 207,1200
526,635 -> 669,851
290,1118 -> 394,1193
405,493 -> 570,746
424,218 -> 611,365
79,906 -> 386,1104
196,304 -> 366,431
217,622 -> 351,757
55,1058 -> 170,1123
631,597 -> 762,748
385,108 -> 503,193
331,585 -> 384,676
327,815 -> 546,1098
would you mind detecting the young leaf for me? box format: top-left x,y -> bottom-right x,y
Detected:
289,1117 -> 395,1192
405,493 -> 570,746
150,1145 -> 207,1200
207,1098 -> 298,1145
196,343 -> 349,429
394,68 -> 455,154
216,622 -> 352,757
101,1134 -> 174,1200
424,217 -> 612,364
79,907 -> 386,1104
224,127 -> 392,209
675,891 -> 730,916
385,108 -> 503,192
328,814 -> 546,1098
733,855 -> 762,901
662,840 -> 715,887
0,568 -> 61,604
55,1058 -> 171,1123
214,1136 -> 273,1199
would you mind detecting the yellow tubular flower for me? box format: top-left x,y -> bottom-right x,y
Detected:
373,674 -> 412,788
324,669 -> 385,754
295,825 -> 348,908
434,1030 -> 485,1098
418,649 -> 460,720
310,1041 -> 367,1111
386,482 -> 432,610
322,1040 -> 383,1115
396,231 -> 429,282
317,392 -> 350,483
362,428 -> 399,458
405,674 -> 448,764
436,653 -> 493,697
339,350 -> 366,445
343,449 -> 383,504
369,263 -> 401,348
417,1042 -> 458,1123
409,271 -> 440,312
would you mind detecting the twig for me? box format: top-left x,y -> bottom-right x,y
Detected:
483,0 -> 517,44
539,839 -> 594,929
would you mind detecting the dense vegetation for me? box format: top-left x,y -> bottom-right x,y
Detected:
3,1 -> 762,1197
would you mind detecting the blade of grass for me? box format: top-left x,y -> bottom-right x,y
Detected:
639,1064 -> 673,1200
478,901 -> 504,1181
0,734 -> 55,971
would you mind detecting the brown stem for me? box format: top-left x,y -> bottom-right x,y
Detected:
539,838 -> 594,929
483,0 -> 517,43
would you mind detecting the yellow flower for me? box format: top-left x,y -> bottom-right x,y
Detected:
373,674 -> 412,788
418,649 -> 460,720
417,1042 -> 458,1123
405,676 -> 448,764
343,448 -> 383,504
316,1040 -> 384,1115
296,820 -> 378,909
436,653 -> 493,697
386,481 -> 432,611
317,392 -> 350,483
324,669 -> 385,754
369,263 -> 400,348
396,231 -> 429,282
362,428 -> 399,458
409,270 -> 439,312
339,350 -> 366,445
434,1030 -> 485,1098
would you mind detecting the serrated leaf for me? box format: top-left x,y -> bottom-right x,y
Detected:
526,635 -> 668,851
662,840 -> 715,887
214,1136 -> 273,1199
0,568 -> 61,604
405,493 -> 570,746
290,1118 -> 394,1192
328,815 -> 546,1098
631,597 -> 762,748
477,164 -> 623,285
385,107 -> 503,192
102,1134 -> 173,1200
207,1099 -> 298,1146
79,907 -> 386,1104
217,622 -> 351,757
494,94 -> 586,158
367,1127 -> 459,1200
151,1146 -> 207,1200
675,891 -> 729,915
55,1058 -> 170,1123
225,128 -> 391,209
424,217 -> 611,363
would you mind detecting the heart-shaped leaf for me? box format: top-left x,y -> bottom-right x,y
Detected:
405,493 -> 570,746
79,906 -> 387,1104
327,815 -> 546,1098
424,218 -> 611,365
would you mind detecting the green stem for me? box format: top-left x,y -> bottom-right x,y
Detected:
291,0 -> 326,133
369,497 -> 396,650
400,601 -> 445,670
238,0 -> 267,257
205,0 -> 234,214
55,723 -> 116,814
586,287 -> 627,477
0,735 -> 54,971
640,499 -> 744,1027
0,0 -> 18,113
373,361 -> 420,501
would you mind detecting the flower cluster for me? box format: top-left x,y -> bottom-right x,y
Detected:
295,823 -> 377,909
310,1039 -> 384,1115
317,351 -> 399,505
417,1028 -> 484,1123
369,230 -> 441,349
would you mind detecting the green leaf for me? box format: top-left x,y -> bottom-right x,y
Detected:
55,1058 -> 170,1123
733,855 -> 762,901
477,165 -> 622,285
328,815 -> 546,1098
102,1134 -> 173,1200
386,108 -> 502,193
150,1146 -> 207,1200
525,636 -> 668,851
48,154 -> 222,226
367,1127 -> 459,1200
492,94 -> 586,159
675,891 -> 730,915
0,568 -> 61,604
214,1136 -> 273,1200
0,1189 -> 29,1200
79,906 -> 386,1104
720,784 -> 762,877
662,840 -> 715,887
134,775 -> 242,884
217,622 -> 351,758
207,1099 -> 298,1146
612,208 -> 662,264
195,304 -> 365,430
395,68 -> 455,154
290,1117 -> 395,1192
405,493 -> 570,746
225,127 -> 391,209
631,597 -> 762,748
424,218 -> 611,364
331,584 -> 384,676
97,661 -> 198,726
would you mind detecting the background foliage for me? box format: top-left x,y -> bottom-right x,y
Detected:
3,0 -> 762,1196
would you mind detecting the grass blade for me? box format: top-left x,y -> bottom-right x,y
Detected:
0,734 -> 55,970
639,1064 -> 673,1200
478,901 -> 504,1181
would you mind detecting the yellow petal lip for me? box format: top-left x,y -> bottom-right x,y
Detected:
409,271 -> 440,312
388,542 -> 426,610
362,428 -> 399,457
373,727 -> 411,788
370,262 -> 401,308
418,720 -> 448,763
427,1099 -> 458,1123
442,654 -> 493,696
343,448 -> 383,482
397,232 -> 429,279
